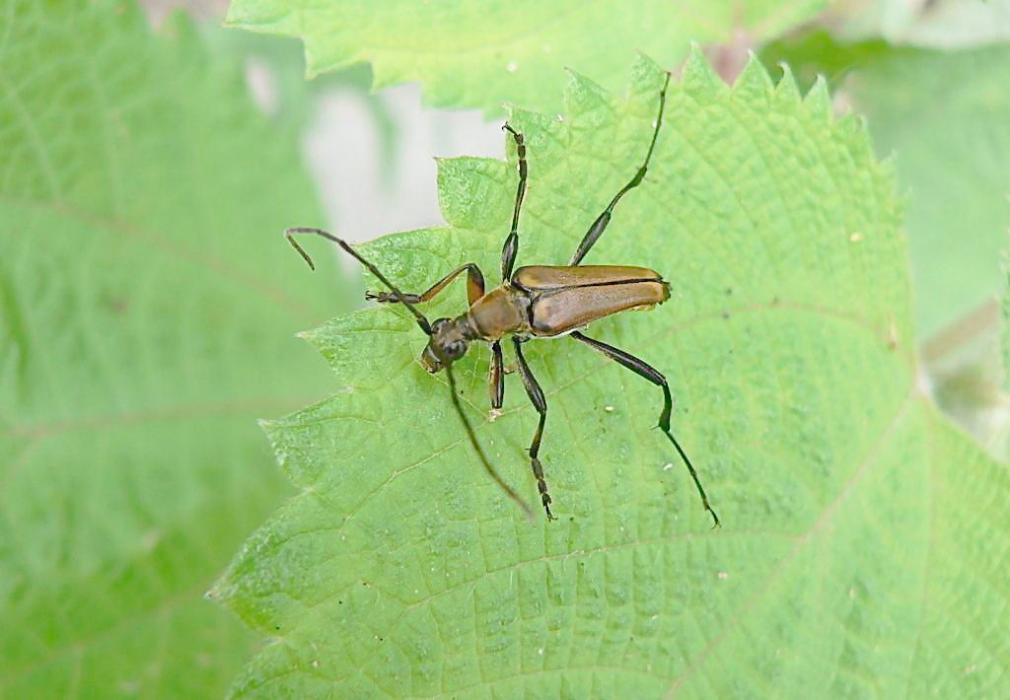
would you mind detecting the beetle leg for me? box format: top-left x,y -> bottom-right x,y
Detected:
569,72 -> 671,266
488,340 -> 505,421
366,262 -> 486,306
512,337 -> 555,520
570,330 -> 719,528
500,124 -> 528,282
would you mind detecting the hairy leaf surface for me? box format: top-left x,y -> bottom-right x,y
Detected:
214,54 -> 1010,697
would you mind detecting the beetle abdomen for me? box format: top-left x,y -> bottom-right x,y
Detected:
529,279 -> 669,337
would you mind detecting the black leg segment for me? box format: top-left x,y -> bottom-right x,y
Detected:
489,340 -> 505,413
512,337 -> 555,519
500,124 -> 528,282
569,72 -> 671,266
570,331 -> 719,527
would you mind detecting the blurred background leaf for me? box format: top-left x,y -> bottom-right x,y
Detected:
762,30 -> 1010,450
224,0 -> 828,115
212,55 -> 1009,698
0,0 -> 343,695
763,33 -> 1010,341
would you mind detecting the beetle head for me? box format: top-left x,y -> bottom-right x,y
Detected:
420,317 -> 473,373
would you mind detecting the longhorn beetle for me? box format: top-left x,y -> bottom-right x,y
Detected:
286,72 -> 719,527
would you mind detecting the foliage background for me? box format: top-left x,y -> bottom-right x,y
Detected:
1,0 -> 1008,698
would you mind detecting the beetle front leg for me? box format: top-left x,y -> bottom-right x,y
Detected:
366,262 -> 486,306
512,337 -> 554,520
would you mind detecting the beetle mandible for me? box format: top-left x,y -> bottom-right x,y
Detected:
286,72 -> 719,527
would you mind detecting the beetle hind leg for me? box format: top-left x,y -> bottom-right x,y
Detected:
570,330 -> 719,528
512,337 -> 555,520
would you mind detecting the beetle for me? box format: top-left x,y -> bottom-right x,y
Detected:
286,72 -> 719,527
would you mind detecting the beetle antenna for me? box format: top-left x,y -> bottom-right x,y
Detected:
444,363 -> 533,519
284,227 -> 433,336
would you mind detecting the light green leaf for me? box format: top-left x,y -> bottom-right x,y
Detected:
0,1 -> 341,696
213,54 -> 1009,697
224,0 -> 826,115
763,34 -> 1010,341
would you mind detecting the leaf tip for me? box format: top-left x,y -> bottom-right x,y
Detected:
804,74 -> 832,120
837,111 -> 870,145
295,327 -> 324,349
733,53 -> 774,98
877,151 -> 898,176
774,62 -> 802,102
681,44 -> 724,96
436,156 -> 512,229
204,574 -> 234,607
562,67 -> 611,123
628,52 -> 667,97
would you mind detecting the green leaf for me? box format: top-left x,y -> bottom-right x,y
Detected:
214,55 -> 1010,697
224,0 -> 826,115
0,1 -> 341,696
763,34 -> 1010,341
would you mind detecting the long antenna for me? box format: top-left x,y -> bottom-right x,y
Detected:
284,227 -> 432,336
444,364 -> 533,519
285,226 -> 530,518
